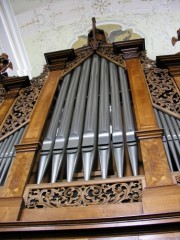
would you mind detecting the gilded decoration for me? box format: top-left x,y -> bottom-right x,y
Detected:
26,180 -> 142,208
140,52 -> 180,119
0,65 -> 49,138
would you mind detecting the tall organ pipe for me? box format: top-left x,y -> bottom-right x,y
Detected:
66,58 -> 91,182
0,127 -> 25,185
82,54 -> 100,181
154,109 -> 174,171
98,58 -> 111,179
158,110 -> 180,171
109,62 -> 124,177
51,66 -> 81,183
37,73 -> 71,184
118,67 -> 138,176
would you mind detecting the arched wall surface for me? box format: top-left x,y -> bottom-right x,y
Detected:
1,0 -> 180,77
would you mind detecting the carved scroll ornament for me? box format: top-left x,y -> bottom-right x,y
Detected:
0,65 -> 49,138
26,180 -> 142,208
97,46 -> 126,68
140,52 -> 180,118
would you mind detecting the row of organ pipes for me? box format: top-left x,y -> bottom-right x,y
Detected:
0,55 -> 179,185
0,126 -> 25,185
37,54 -> 138,183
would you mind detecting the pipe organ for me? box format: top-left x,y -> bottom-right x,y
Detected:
0,20 -> 179,239
38,55 -> 139,184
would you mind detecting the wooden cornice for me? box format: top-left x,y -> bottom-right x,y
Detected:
156,53 -> 180,69
113,38 -> 145,59
0,76 -> 30,91
44,49 -> 76,71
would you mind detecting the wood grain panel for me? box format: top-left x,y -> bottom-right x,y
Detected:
142,185 -> 180,214
0,197 -> 22,222
21,202 -> 143,221
126,59 -> 158,131
140,138 -> 173,187
22,70 -> 62,143
125,58 -> 173,187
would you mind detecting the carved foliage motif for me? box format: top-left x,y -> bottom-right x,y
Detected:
140,52 -> 180,118
62,48 -> 93,76
0,84 -> 6,105
26,181 -> 142,208
97,46 -> 126,68
0,66 -> 49,138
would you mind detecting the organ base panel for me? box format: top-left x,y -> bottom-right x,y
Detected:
0,29 -> 180,240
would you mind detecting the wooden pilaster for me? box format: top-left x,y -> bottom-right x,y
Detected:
113,39 -> 173,187
0,49 -> 75,221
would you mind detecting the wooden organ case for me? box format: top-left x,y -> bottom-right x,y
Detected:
0,20 -> 179,239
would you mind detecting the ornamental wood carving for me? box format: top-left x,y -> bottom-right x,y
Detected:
0,65 -> 49,138
97,46 -> 126,68
0,84 -> 6,105
26,180 -> 142,208
140,52 -> 180,119
62,48 -> 93,77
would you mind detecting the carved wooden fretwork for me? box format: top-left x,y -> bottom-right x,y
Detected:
96,46 -> 126,68
0,65 -> 49,139
140,51 -> 156,69
62,47 -> 93,77
26,180 -> 142,208
0,83 -> 6,105
140,52 -> 180,119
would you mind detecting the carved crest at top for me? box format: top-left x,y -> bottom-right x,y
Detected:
88,17 -> 107,50
0,53 -> 13,80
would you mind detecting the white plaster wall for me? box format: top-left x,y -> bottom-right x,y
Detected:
9,0 -> 180,77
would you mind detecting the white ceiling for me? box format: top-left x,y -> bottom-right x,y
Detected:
1,0 -> 180,78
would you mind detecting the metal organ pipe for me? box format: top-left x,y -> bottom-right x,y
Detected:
98,58 -> 110,179
81,55 -> 100,181
0,127 -> 25,185
37,55 -> 141,183
66,58 -> 91,182
37,73 -> 71,184
109,62 -> 124,177
154,108 -> 180,171
118,67 -> 138,176
51,66 -> 81,183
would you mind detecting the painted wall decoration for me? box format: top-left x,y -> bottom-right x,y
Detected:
6,0 -> 180,77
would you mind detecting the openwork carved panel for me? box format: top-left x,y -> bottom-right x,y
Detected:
0,65 -> 49,138
97,46 -> 126,68
26,180 -> 142,208
0,84 -> 6,105
62,48 -> 93,77
140,52 -> 180,118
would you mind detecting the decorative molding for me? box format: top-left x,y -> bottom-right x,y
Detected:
175,175 -> 180,184
0,83 -> 6,105
62,47 -> 93,77
96,45 -> 126,68
0,65 -> 49,139
44,49 -> 76,71
135,128 -> 163,140
144,68 -> 180,119
113,39 -> 145,60
140,52 -> 180,119
26,180 -> 142,208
